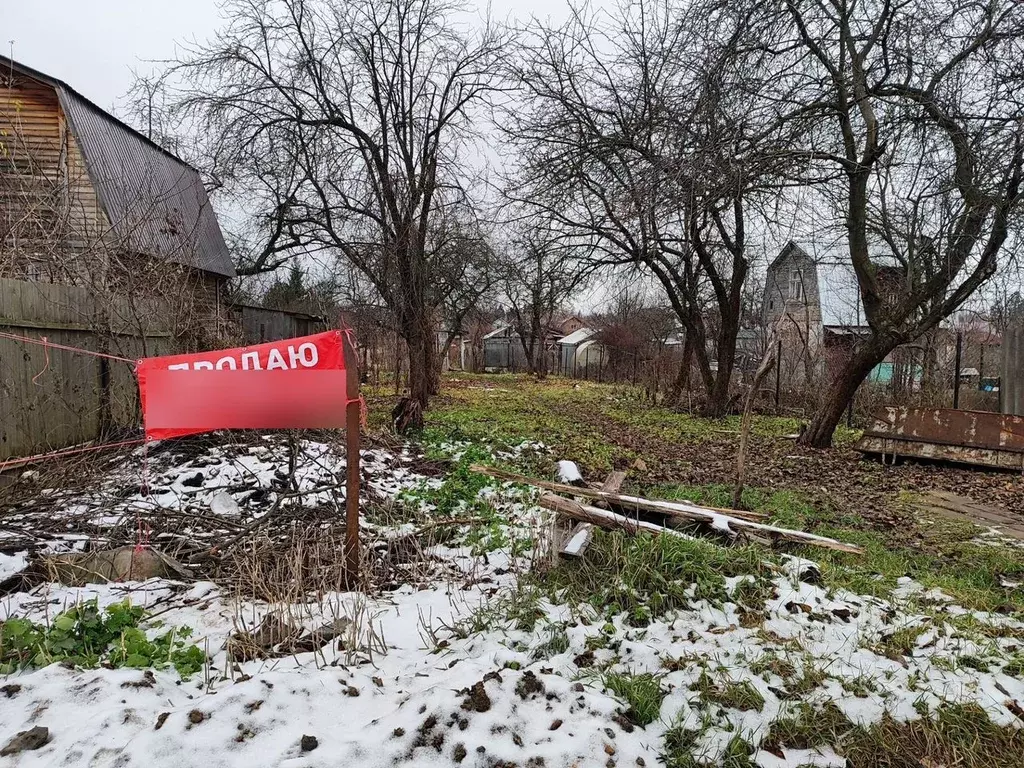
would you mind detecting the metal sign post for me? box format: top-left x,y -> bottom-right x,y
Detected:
342,331 -> 361,582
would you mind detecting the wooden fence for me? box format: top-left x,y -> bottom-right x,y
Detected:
0,278 -> 176,460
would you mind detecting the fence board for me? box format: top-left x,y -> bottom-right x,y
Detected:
0,278 -> 175,460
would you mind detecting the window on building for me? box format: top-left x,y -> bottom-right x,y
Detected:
788,270 -> 804,302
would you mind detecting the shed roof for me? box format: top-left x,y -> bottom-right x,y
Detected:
3,57 -> 235,278
483,324 -> 511,340
558,327 -> 597,346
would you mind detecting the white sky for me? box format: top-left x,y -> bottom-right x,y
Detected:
6,0 -> 1012,315
3,0 -> 581,113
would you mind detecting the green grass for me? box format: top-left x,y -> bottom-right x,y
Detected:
692,671 -> 765,712
839,705 -> 1024,768
602,671 -> 666,726
654,481 -> 1024,616
531,623 -> 570,660
534,529 -> 775,619
407,374 -> 839,476
763,702 -> 853,751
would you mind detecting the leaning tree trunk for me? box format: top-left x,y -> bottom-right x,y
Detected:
798,340 -> 892,448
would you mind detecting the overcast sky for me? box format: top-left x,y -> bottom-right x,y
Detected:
4,0 -> 576,113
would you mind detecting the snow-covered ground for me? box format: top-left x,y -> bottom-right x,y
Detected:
2,438 -> 1024,766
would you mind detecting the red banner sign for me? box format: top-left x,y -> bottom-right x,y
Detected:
136,331 -> 350,440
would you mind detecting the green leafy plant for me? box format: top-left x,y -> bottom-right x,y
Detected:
0,600 -> 205,678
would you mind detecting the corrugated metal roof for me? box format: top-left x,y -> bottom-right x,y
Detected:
6,57 -> 234,278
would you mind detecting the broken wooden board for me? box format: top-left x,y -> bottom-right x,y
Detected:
912,490 -> 1024,541
475,465 -> 864,555
560,470 -> 626,558
540,494 -> 694,541
472,465 -> 768,522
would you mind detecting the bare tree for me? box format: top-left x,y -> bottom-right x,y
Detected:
166,0 -> 510,427
504,0 -> 802,416
499,224 -> 587,377
772,0 -> 1024,446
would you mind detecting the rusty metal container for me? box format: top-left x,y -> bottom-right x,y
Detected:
856,406 -> 1024,470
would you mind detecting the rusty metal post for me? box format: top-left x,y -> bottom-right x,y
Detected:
953,331 -> 963,409
342,330 -> 361,584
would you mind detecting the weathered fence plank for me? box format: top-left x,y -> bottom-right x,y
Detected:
0,278 -> 174,460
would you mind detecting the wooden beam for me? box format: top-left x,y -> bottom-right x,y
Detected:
472,465 -> 767,521
560,470 -> 626,558
474,465 -> 864,555
540,493 -> 693,541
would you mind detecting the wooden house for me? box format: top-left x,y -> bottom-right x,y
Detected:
0,57 -> 236,459
0,56 -> 235,302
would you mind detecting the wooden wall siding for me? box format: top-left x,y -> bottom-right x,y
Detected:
229,304 -> 324,345
1,74 -> 109,278
0,277 -> 175,460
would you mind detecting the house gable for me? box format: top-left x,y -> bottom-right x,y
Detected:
1,57 -> 234,279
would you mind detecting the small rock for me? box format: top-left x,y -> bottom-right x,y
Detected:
606,760 -> 616,768
372,677 -> 383,687
0,726 -> 50,756
636,759 -> 646,766
572,683 -> 585,693
604,743 -> 616,756
1,684 -> 22,698
300,735 -> 319,752
188,710 -> 206,725
345,686 -> 360,697
604,727 -> 616,739
154,712 -> 170,730
453,743 -> 467,763
549,719 -> 563,731
393,728 -> 406,738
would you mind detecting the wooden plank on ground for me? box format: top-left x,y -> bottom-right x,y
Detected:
540,493 -> 694,541
913,490 -> 1024,540
474,465 -> 864,555
560,470 -> 626,558
474,465 -> 768,521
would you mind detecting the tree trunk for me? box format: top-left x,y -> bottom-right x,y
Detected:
702,315 -> 740,418
733,338 -> 777,508
670,330 -> 695,404
798,341 -> 890,448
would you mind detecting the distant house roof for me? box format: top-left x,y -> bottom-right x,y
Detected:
3,57 -> 235,278
558,327 -> 597,346
483,324 -> 511,340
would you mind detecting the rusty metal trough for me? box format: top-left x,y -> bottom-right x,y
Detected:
856,406 -> 1024,471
